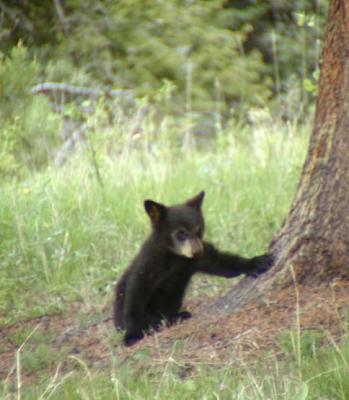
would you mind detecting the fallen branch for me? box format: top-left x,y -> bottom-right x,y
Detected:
32,82 -> 134,103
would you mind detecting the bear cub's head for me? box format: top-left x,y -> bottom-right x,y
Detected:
144,191 -> 205,258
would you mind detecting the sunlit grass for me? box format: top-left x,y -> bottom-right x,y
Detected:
6,117 -> 345,400
0,121 -> 308,326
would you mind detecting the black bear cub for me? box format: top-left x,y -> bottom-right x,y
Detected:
114,191 -> 273,346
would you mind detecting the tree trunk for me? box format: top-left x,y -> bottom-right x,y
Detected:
269,0 -> 349,284
208,0 -> 349,314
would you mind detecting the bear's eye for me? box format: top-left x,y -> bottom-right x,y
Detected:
176,230 -> 189,241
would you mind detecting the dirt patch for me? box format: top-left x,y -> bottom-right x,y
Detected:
1,279 -> 348,387
116,279 -> 349,363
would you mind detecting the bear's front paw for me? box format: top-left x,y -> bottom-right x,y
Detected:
247,253 -> 274,278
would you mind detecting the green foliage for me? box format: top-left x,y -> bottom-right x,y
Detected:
1,1 -> 327,118
218,0 -> 327,119
0,1 -> 328,181
50,0 -> 271,111
0,44 -> 60,178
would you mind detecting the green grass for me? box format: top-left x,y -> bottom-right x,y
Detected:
0,123 -> 307,326
3,118 -> 348,399
4,333 -> 349,399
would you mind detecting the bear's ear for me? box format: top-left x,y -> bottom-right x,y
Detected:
144,200 -> 167,223
186,191 -> 205,209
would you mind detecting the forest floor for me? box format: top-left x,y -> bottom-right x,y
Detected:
1,279 -> 348,386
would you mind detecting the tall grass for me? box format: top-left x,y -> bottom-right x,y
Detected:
8,115 -> 349,400
0,119 -> 308,326
7,332 -> 349,399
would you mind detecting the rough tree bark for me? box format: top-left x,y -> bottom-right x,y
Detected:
270,0 -> 349,283
209,0 -> 349,314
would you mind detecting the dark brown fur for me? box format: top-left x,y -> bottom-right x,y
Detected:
114,191 -> 273,346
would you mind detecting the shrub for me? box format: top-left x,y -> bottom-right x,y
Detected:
0,43 -> 60,178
